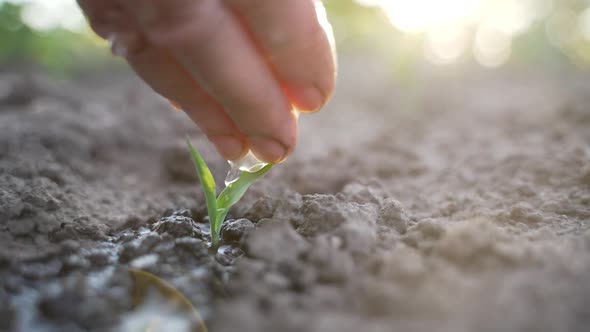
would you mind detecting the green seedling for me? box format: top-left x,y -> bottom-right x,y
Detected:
186,138 -> 273,248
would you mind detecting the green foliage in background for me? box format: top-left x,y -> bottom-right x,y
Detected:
0,3 -> 116,76
3,0 -> 590,75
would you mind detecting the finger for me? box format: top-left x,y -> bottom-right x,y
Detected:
77,0 -> 125,39
224,0 -> 337,112
126,45 -> 249,161
79,0 -> 249,160
78,0 -> 146,58
119,0 -> 298,163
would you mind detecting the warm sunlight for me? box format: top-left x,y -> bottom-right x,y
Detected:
1,0 -> 85,32
356,0 -> 557,67
379,0 -> 483,33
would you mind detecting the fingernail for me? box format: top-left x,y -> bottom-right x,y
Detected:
248,136 -> 289,163
169,100 -> 182,110
288,85 -> 324,112
108,31 -> 145,57
108,33 -> 127,57
209,135 -> 247,161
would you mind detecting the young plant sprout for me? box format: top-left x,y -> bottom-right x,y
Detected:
186,138 -> 273,248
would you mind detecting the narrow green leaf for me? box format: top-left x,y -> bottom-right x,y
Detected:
217,164 -> 273,209
186,138 -> 218,226
214,164 -> 273,235
186,139 -> 273,247
213,209 -> 229,237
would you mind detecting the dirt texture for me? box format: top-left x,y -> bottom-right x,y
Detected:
1,58 -> 589,332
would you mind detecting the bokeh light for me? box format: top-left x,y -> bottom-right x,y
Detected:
379,0 -> 482,33
0,0 -> 111,75
4,0 -> 590,73
545,7 -> 578,48
578,7 -> 590,41
349,0 -> 590,68
1,0 -> 85,32
424,24 -> 469,64
474,22 -> 512,67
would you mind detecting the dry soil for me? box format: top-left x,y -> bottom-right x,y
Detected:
1,57 -> 589,332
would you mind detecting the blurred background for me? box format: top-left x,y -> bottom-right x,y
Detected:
2,0 -> 590,77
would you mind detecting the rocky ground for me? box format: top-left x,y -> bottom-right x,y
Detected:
1,57 -> 589,332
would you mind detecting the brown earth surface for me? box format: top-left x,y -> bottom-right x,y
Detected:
1,57 -> 589,331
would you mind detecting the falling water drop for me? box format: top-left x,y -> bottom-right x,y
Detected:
224,151 -> 268,186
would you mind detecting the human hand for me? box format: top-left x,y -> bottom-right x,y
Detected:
77,0 -> 337,163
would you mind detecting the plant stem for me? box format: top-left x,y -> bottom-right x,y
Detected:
211,232 -> 219,249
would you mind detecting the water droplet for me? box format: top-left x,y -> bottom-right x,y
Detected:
224,151 -> 268,186
224,167 -> 241,186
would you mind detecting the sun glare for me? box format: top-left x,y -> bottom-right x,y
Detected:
379,0 -> 483,33
424,24 -> 469,64
355,0 -> 562,67
1,0 -> 86,32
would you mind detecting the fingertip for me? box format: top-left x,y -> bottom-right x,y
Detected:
169,100 -> 182,110
248,136 -> 291,163
209,135 -> 248,161
284,85 -> 324,113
